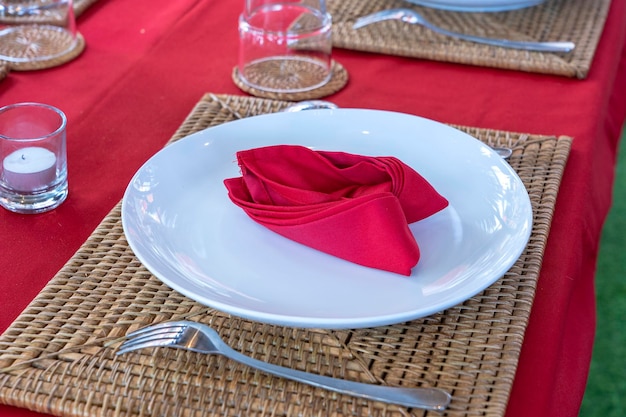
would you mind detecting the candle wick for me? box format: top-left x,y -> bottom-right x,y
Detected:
21,154 -> 26,160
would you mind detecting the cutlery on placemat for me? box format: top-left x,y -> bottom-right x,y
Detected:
352,8 -> 575,53
116,320 -> 452,411
283,101 -> 513,159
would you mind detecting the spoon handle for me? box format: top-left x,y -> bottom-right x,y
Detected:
221,344 -> 451,411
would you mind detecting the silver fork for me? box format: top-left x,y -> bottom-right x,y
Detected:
116,320 -> 451,411
353,8 -> 575,53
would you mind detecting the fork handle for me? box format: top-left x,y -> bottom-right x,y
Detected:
422,22 -> 575,52
221,346 -> 451,411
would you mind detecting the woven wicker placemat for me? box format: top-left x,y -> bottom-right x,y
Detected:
0,93 -> 572,417
330,0 -> 610,78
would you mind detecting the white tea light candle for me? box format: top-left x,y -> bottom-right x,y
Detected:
2,147 -> 57,192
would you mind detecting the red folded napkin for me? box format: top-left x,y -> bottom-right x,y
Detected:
223,145 -> 448,275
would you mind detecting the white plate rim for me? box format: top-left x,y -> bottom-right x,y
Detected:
404,0 -> 545,12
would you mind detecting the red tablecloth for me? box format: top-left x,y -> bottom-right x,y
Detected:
1,0 -> 625,415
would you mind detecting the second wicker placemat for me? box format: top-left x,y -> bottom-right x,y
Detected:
330,0 -> 610,78
0,93 -> 572,417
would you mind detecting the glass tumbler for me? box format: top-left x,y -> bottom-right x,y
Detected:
0,0 -> 78,64
238,0 -> 332,93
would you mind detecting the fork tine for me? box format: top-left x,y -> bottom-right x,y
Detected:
125,321 -> 187,337
123,328 -> 182,345
352,14 -> 383,29
116,322 -> 187,355
116,338 -> 176,355
353,9 -> 405,29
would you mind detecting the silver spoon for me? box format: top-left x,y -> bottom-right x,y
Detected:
353,8 -> 575,53
492,147 -> 512,160
283,101 -> 513,159
283,100 -> 339,112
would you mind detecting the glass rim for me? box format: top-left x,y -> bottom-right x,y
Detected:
0,102 -> 67,142
238,10 -> 332,35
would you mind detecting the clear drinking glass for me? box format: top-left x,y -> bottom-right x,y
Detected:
0,103 -> 68,214
0,0 -> 78,63
238,0 -> 332,93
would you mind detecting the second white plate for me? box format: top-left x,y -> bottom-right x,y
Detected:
404,0 -> 545,12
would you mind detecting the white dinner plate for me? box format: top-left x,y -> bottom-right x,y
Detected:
122,109 -> 532,329
404,0 -> 545,12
